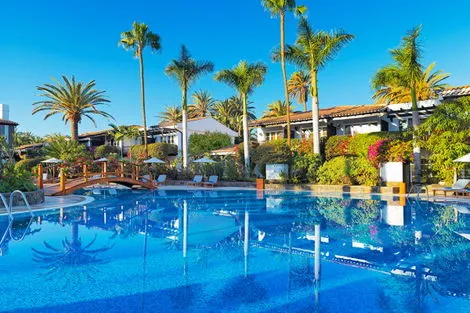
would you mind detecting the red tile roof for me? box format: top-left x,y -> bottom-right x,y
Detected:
159,116 -> 210,127
441,85 -> 470,98
78,125 -> 142,138
0,118 -> 18,126
249,104 -> 386,127
210,145 -> 237,155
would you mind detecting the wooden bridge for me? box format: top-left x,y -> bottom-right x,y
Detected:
37,162 -> 156,196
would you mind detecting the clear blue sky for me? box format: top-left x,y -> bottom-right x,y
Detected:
1,0 -> 469,136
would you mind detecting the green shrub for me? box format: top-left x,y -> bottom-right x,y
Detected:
0,163 -> 37,193
189,132 -> 232,157
317,156 -> 353,185
43,138 -> 88,162
350,157 -> 380,186
15,158 -> 45,172
251,139 -> 291,166
130,143 -> 178,161
94,145 -> 120,158
291,152 -> 322,183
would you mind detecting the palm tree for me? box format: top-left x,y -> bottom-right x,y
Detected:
13,132 -> 43,148
119,21 -> 161,157
189,90 -> 215,118
281,18 -> 354,154
214,61 -> 267,174
165,45 -> 214,168
214,96 -> 257,136
372,26 -> 436,182
158,105 -> 182,124
288,71 -> 310,111
262,0 -> 307,146
33,76 -> 112,141
373,62 -> 450,104
108,124 -> 141,158
262,100 -> 292,118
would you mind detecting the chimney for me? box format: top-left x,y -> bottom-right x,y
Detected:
0,104 -> 9,120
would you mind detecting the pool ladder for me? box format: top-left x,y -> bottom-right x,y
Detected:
406,183 -> 430,220
0,190 -> 33,221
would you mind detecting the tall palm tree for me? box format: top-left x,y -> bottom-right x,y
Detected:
281,18 -> 354,154
262,100 -> 292,118
372,26 -> 435,182
189,90 -> 215,118
214,61 -> 267,174
33,76 -> 113,141
158,105 -> 182,124
288,71 -> 310,111
108,124 -> 141,158
119,21 -> 161,156
262,0 -> 306,145
165,45 -> 214,168
373,62 -> 450,104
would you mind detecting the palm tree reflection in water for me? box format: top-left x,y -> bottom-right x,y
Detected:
32,222 -> 113,280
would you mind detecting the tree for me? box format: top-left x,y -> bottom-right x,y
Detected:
372,26 -> 432,182
418,96 -> 470,183
33,76 -> 113,141
108,124 -> 141,158
43,136 -> 88,162
158,105 -> 182,125
189,132 -> 232,157
165,45 -> 214,168
189,90 -> 215,118
262,100 -> 292,118
214,61 -> 267,174
288,71 -> 310,111
373,63 -> 450,104
262,0 -> 307,145
281,18 -> 353,154
119,21 -> 161,156
13,132 -> 43,148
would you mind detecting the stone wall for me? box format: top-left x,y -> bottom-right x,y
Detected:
0,190 -> 45,208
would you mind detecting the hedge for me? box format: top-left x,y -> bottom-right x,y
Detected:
94,145 -> 120,158
130,143 -> 178,160
15,158 -> 46,172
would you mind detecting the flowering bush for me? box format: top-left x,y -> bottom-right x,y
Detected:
325,136 -> 351,160
367,139 -> 389,167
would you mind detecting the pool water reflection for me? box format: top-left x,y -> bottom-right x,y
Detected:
0,189 -> 469,312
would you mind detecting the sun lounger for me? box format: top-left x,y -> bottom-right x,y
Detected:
433,179 -> 470,197
155,174 -> 167,186
188,175 -> 203,186
203,175 -> 218,187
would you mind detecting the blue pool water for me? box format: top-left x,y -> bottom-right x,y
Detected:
1,189 -> 470,312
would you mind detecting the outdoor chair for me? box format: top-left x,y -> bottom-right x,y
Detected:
432,179 -> 470,197
155,174 -> 167,186
188,175 -> 203,186
203,175 -> 218,187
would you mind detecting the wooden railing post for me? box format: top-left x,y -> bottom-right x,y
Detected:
83,164 -> 88,182
37,163 -> 43,189
135,165 -> 139,181
59,168 -> 66,192
103,162 -> 108,178
120,163 -> 125,178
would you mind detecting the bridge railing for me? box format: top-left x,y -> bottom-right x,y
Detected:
37,162 -> 151,193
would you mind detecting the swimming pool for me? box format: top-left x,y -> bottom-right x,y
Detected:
1,189 -> 469,312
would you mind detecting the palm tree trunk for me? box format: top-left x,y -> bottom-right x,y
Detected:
182,85 -> 189,168
280,13 -> 291,145
411,86 -> 421,182
71,120 -> 79,141
138,52 -> 149,157
311,70 -> 321,154
303,99 -> 307,112
242,93 -> 250,176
